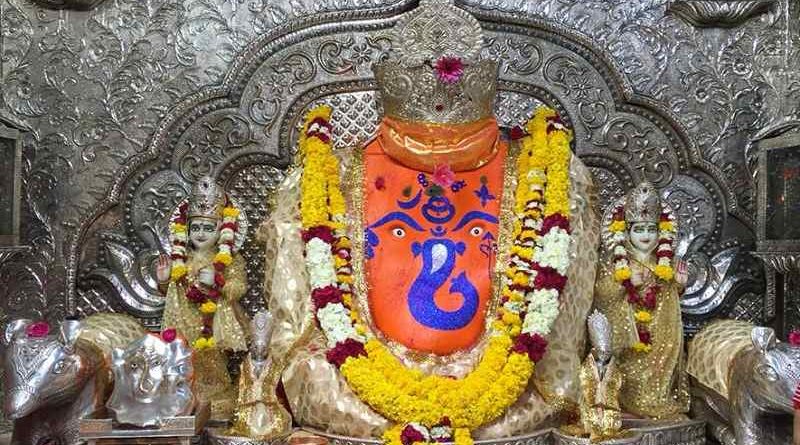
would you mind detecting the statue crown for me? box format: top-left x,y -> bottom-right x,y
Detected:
587,310 -> 612,354
373,0 -> 498,124
188,175 -> 226,220
624,181 -> 661,224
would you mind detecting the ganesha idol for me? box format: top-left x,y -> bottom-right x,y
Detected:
256,2 -> 600,444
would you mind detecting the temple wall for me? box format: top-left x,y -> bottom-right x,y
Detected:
0,0 -> 797,332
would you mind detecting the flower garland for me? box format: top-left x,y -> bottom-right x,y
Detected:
299,105 -> 573,445
608,204 -> 676,353
169,197 -> 240,350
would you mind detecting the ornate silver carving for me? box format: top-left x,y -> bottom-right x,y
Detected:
690,323 -> 800,445
393,0 -> 483,65
661,175 -> 719,248
86,238 -> 163,316
311,422 -> 705,445
207,428 -> 290,445
587,310 -> 612,357
70,1 -> 734,328
28,0 -> 106,10
681,245 -> 760,316
493,92 -> 544,130
753,252 -> 800,274
224,163 -> 285,316
668,1 -> 777,28
3,319 -> 111,445
374,59 -> 499,124
307,92 -> 382,150
373,1 -> 497,124
107,334 -> 194,427
0,0 -> 783,340
79,416 -> 201,442
311,429 -> 553,445
0,246 -> 29,268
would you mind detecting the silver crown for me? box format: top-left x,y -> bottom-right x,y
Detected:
587,310 -> 612,355
625,181 -> 661,223
373,0 -> 498,124
188,175 -> 226,220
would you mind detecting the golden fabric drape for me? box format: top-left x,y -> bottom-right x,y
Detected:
578,355 -> 623,441
593,261 -> 689,419
229,356 -> 292,439
259,145 -> 601,437
161,251 -> 248,419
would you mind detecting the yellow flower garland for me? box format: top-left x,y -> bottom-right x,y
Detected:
300,105 -> 573,445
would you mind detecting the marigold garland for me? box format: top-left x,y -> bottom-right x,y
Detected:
300,105 -> 573,445
169,193 -> 239,350
608,200 -> 676,354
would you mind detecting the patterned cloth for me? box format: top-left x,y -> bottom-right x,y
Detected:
162,251 -> 248,419
593,261 -> 690,419
686,319 -> 752,400
260,134 -> 600,438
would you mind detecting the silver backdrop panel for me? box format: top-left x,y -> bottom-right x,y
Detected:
0,0 -> 793,336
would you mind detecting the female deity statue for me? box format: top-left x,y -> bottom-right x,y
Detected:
256,2 -> 601,444
594,181 -> 690,420
228,310 -> 291,439
155,175 -> 249,420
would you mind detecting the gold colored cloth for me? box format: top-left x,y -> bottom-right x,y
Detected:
686,319 -> 752,399
593,261 -> 690,419
229,356 -> 292,439
161,251 -> 249,419
579,355 -> 622,442
259,137 -> 601,438
79,313 -> 148,356
379,117 -> 499,172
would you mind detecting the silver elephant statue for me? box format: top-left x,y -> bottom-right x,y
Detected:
688,319 -> 800,445
3,314 -> 145,445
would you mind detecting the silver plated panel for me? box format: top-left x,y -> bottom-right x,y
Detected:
1,0 -> 794,340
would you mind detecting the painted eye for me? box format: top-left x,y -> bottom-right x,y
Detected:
391,227 -> 406,238
469,226 -> 484,237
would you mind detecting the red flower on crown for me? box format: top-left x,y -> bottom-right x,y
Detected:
434,56 -> 464,84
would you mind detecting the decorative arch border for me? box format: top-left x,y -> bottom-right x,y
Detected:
67,0 -> 743,320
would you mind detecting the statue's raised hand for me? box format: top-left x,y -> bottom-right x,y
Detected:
675,259 -> 689,288
156,254 -> 172,284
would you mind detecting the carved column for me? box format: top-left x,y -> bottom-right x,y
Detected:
753,131 -> 800,337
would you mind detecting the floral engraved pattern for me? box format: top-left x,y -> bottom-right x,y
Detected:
0,0 -> 794,337
598,117 -> 674,185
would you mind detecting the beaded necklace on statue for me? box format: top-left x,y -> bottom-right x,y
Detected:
299,105 -> 574,445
